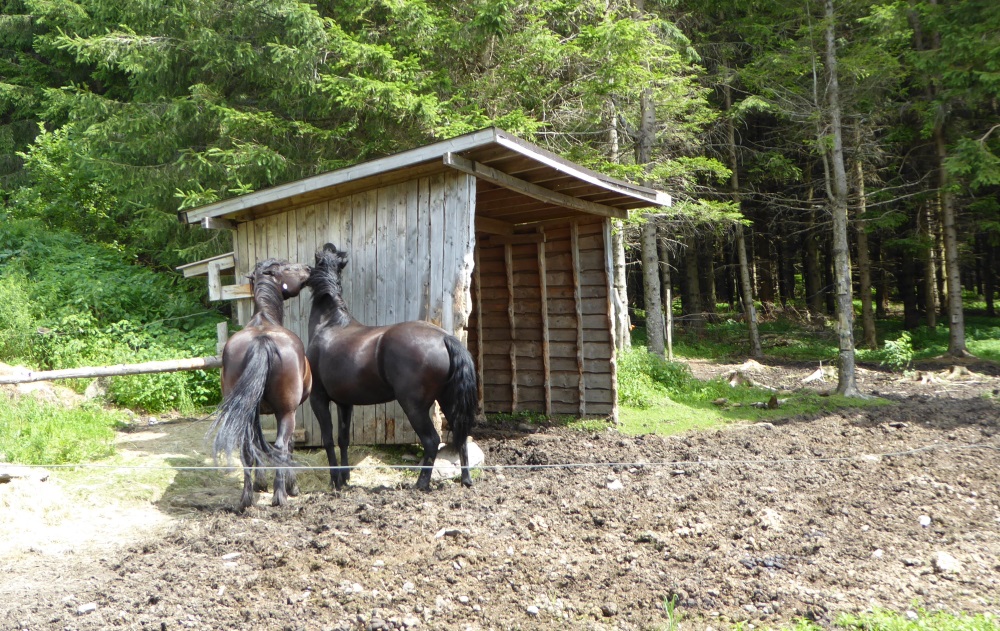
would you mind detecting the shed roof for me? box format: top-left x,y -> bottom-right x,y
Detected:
178,128 -> 669,227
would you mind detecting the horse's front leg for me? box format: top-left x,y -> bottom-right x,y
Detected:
270,410 -> 296,507
335,403 -> 353,489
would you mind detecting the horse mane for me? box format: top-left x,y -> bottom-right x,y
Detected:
306,244 -> 352,327
249,258 -> 286,326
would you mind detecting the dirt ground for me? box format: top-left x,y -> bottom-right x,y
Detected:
1,358 -> 999,631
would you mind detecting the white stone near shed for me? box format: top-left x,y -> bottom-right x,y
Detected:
431,439 -> 485,481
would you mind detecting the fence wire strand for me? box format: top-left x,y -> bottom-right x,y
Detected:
5,441 -> 997,473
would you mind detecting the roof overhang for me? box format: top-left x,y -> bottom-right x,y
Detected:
178,128 -> 671,226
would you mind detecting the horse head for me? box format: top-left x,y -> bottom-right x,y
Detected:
250,259 -> 312,299
306,244 -> 349,296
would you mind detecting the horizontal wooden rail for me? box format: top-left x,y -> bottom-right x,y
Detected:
0,356 -> 222,385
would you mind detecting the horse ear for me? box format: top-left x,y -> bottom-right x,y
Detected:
338,252 -> 348,270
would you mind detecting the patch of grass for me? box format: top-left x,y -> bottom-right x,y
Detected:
754,608 -> 1000,630
638,309 -> 1000,368
565,345 -> 889,438
835,607 -> 1000,631
0,396 -> 128,465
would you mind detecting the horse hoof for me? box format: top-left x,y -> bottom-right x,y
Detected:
287,482 -> 300,497
272,494 -> 288,507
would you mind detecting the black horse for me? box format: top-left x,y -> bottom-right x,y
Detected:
305,243 -> 477,490
210,258 -> 312,511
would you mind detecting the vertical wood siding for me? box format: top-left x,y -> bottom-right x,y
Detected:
468,216 -> 615,418
234,171 -> 476,445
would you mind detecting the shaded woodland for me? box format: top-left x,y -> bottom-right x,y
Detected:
2,0 -> 998,391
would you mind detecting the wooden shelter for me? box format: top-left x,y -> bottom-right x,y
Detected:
179,128 -> 669,446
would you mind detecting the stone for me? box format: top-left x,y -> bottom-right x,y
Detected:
932,551 -> 963,575
431,440 -> 485,481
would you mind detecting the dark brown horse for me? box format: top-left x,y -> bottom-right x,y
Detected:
210,258 -> 312,511
305,243 -> 478,491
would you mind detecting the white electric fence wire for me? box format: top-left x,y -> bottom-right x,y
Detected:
6,442 -> 997,473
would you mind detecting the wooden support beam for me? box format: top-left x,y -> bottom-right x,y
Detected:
221,284 -> 253,300
473,247 -> 485,406
537,227 -> 551,415
475,215 -> 515,235
571,222 -> 586,417
443,153 -> 628,220
483,233 -> 545,246
505,243 -> 518,412
602,219 -> 619,423
177,252 -> 235,278
216,321 -> 229,356
0,357 -> 222,385
201,217 -> 237,231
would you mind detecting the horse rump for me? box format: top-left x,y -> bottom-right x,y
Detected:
210,336 -> 281,468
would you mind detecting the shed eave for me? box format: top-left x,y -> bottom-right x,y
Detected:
178,127 -> 671,225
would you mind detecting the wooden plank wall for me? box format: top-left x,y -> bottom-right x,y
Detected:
233,171 -> 476,445
468,217 -> 616,418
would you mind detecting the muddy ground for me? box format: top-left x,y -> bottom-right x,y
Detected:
1,358 -> 999,631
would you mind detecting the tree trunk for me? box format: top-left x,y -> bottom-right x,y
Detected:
922,202 -> 938,328
984,239 -> 996,317
736,225 -> 762,358
873,237 -> 888,319
722,76 -> 762,357
637,87 -> 664,355
899,249 -> 921,329
824,0 -> 860,396
641,221 -> 664,356
698,236 -> 717,320
804,177 -> 825,317
607,97 -> 631,350
935,121 -> 968,355
611,222 -> 631,349
853,127 -> 877,349
658,237 -> 674,360
682,236 -> 704,334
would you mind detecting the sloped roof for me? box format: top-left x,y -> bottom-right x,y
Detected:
178,128 -> 670,226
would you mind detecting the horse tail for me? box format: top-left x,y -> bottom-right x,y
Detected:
211,336 -> 280,467
440,335 -> 478,447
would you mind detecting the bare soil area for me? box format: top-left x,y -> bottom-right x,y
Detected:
2,359 -> 999,630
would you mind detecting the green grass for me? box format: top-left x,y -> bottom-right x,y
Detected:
564,345 -> 889,438
0,396 -> 129,465
635,308 -> 1000,367
770,608 -> 1000,631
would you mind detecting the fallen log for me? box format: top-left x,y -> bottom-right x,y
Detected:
0,356 -> 222,385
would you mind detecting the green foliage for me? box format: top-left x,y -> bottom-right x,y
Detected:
0,270 -> 36,361
616,347 -> 696,409
0,397 -> 125,465
878,331 -> 914,371
0,219 -> 222,412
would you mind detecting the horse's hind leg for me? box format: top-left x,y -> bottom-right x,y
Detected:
311,390 -> 341,491
238,445 -> 256,512
253,457 -> 268,492
335,403 -> 353,489
399,401 -> 440,491
270,410 -> 296,507
458,439 -> 472,488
